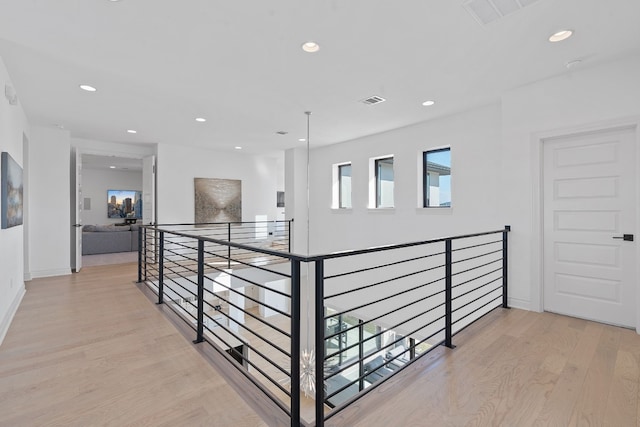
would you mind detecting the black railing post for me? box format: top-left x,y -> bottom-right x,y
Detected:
227,223 -> 232,269
314,259 -> 325,427
143,227 -> 148,282
358,320 -> 364,392
137,226 -> 142,283
503,225 -> 511,309
157,231 -> 164,305
288,220 -> 292,253
291,260 -> 302,427
193,239 -> 205,344
445,239 -> 455,349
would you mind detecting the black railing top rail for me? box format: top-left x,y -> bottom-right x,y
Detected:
146,219 -> 292,227
141,224 -> 511,264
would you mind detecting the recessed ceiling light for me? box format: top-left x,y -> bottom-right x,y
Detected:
79,84 -> 97,92
195,117 -> 206,122
235,146 -> 242,150
53,124 -> 65,129
127,129 -> 137,134
422,100 -> 436,106
109,166 -> 116,169
548,29 -> 573,43
299,138 -> 306,142
302,41 -> 320,53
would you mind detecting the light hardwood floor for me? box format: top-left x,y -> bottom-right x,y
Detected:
328,307 -> 640,427
0,263 -> 268,427
2,264 -> 640,426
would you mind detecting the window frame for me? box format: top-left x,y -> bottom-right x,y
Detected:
375,156 -> 394,208
422,147 -> 451,208
338,163 -> 352,209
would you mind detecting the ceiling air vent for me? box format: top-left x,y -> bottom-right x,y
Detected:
463,0 -> 540,26
360,95 -> 386,105
275,131 -> 288,135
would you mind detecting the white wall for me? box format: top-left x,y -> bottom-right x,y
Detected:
296,54 -> 640,314
0,56 -> 29,344
28,126 -> 71,278
306,103 -> 503,255
82,168 -> 142,226
156,144 -> 279,224
500,54 -> 640,311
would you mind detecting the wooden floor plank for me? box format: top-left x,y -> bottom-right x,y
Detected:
0,264 -> 267,427
2,264 -> 640,427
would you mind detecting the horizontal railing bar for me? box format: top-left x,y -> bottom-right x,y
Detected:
452,276 -> 501,301
452,248 -> 502,265
201,291 -> 291,338
452,294 -> 503,327
199,318 -> 292,397
451,257 -> 501,277
452,285 -> 503,317
452,267 -> 502,289
324,282 -> 445,341
200,302 -> 291,357
452,239 -> 502,253
325,263 -> 445,301
148,284 -> 293,418
325,273 -> 445,320
307,228 -> 508,262
324,321 -> 447,400
201,265 -> 292,300
143,225 -> 509,263
201,312 -> 292,375
324,301 -> 446,363
324,250 -> 445,281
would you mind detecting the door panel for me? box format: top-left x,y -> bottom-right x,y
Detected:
543,127 -> 636,327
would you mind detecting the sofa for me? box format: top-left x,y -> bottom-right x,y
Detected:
82,224 -> 141,255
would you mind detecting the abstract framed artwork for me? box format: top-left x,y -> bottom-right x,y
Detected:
1,152 -> 24,229
194,178 -> 242,223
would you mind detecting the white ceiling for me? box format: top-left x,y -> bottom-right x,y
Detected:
82,154 -> 142,172
0,0 -> 639,155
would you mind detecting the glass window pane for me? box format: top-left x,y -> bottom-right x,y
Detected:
424,149 -> 451,207
376,157 -> 394,208
339,164 -> 352,208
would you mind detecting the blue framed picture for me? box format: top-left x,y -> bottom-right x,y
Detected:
1,152 -> 24,229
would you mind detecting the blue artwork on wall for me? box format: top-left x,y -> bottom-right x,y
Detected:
1,151 -> 24,229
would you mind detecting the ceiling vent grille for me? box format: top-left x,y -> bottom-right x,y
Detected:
275,130 -> 288,135
463,0 -> 539,25
360,95 -> 386,105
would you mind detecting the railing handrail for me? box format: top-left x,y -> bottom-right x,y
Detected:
141,223 -> 510,263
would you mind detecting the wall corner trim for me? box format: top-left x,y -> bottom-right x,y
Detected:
0,284 -> 26,346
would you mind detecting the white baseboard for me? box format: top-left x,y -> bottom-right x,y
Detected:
508,297 -> 531,311
30,268 -> 72,279
0,284 -> 26,346
23,272 -> 32,281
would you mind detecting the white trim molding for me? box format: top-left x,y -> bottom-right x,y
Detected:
0,284 -> 25,346
30,268 -> 72,279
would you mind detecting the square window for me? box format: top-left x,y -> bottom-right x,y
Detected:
423,148 -> 451,207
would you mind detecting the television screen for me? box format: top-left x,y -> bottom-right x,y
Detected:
107,189 -> 142,219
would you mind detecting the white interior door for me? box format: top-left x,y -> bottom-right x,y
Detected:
71,149 -> 83,272
543,126 -> 636,327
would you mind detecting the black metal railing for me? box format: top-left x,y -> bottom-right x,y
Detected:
137,223 -> 510,427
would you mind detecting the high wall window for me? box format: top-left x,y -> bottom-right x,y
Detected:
338,163 -> 352,208
375,157 -> 394,208
423,148 -> 451,207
